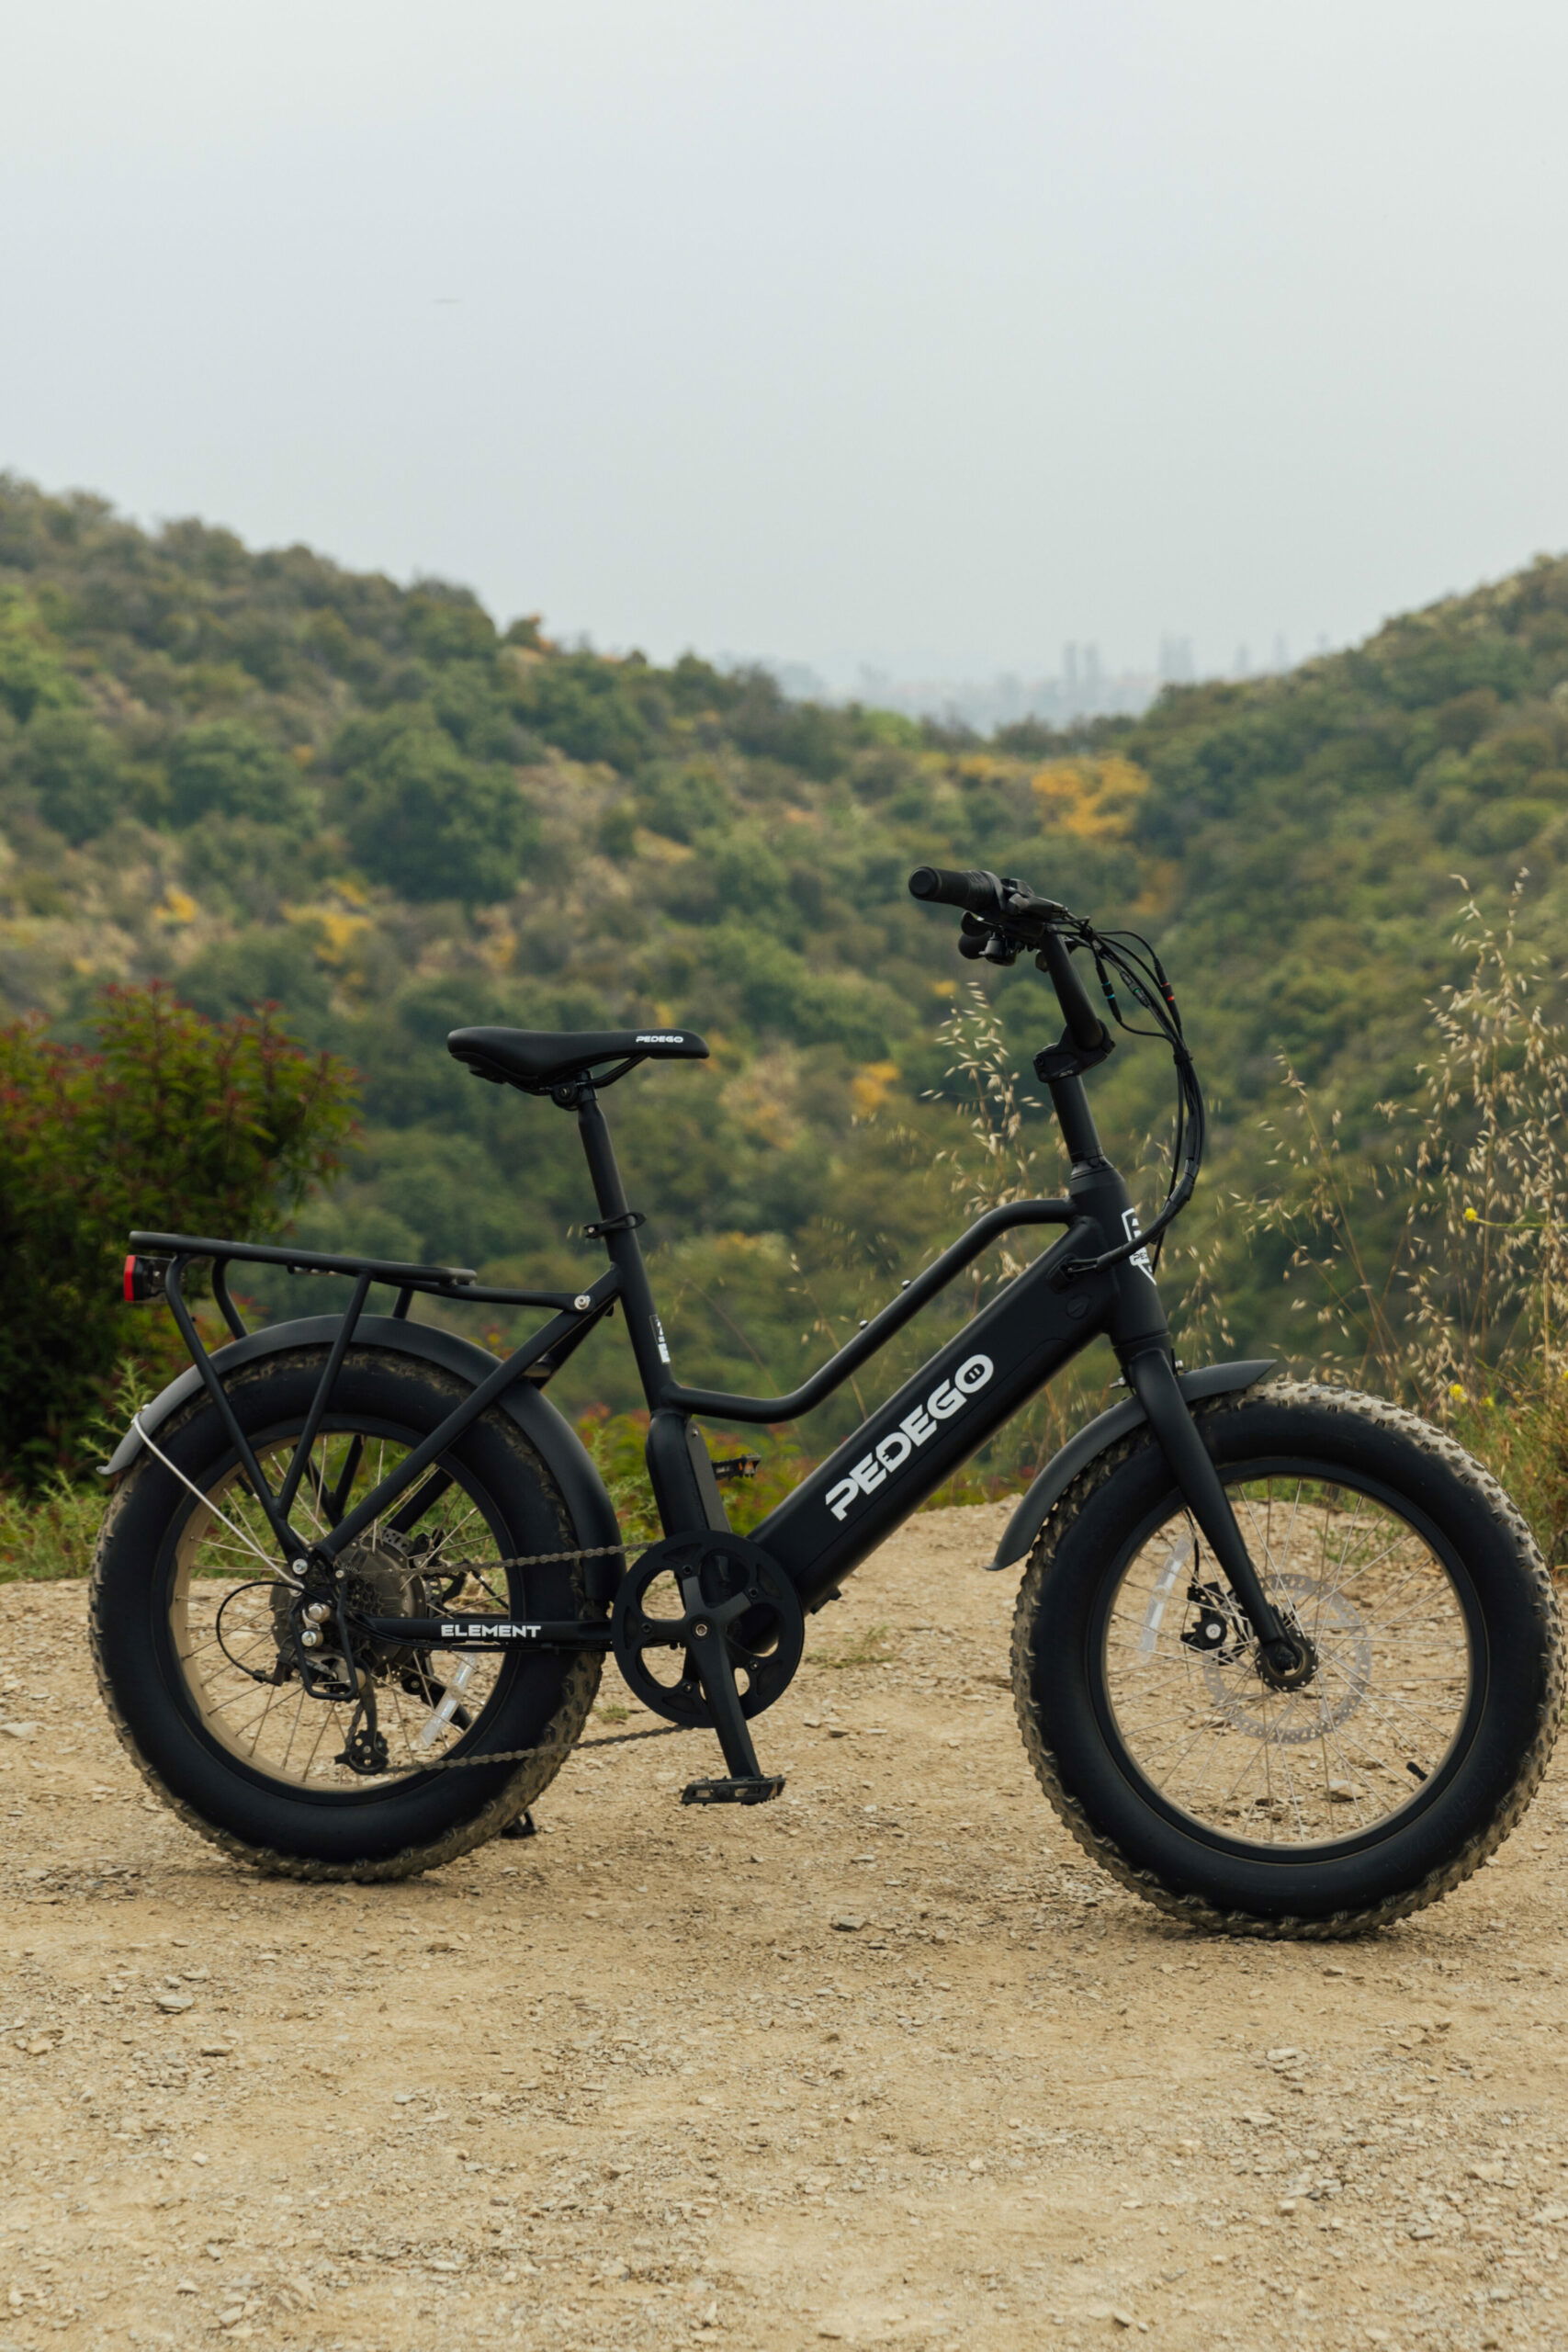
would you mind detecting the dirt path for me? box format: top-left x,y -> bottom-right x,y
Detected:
3,1502 -> 1566,2352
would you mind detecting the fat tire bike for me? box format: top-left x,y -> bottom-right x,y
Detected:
92,867 -> 1563,1935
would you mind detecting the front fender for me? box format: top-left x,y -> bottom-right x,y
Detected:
987,1358 -> 1280,1570
99,1312 -> 621,1566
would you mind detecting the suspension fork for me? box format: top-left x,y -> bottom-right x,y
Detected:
1120,1342 -> 1311,1685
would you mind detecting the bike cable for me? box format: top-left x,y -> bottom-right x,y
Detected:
1051,910 -> 1206,1277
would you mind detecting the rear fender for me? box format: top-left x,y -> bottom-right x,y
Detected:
988,1359 -> 1280,1570
99,1312 -> 621,1567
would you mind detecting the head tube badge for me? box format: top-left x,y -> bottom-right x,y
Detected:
1122,1209 -> 1155,1276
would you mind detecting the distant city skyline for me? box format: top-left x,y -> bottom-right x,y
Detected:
740,629 -> 1335,733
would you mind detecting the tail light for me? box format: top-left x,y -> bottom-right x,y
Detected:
123,1254 -> 168,1304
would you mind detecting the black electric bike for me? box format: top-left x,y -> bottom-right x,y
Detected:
92,867 -> 1563,1936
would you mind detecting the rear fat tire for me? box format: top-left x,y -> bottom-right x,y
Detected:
1011,1379 -> 1563,1937
90,1350 -> 607,1882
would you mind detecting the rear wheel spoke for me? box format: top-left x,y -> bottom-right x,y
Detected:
170,1426 -> 519,1792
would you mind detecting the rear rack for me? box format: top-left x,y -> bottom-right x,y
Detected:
118,1230 -> 623,1555
127,1230 -> 598,1340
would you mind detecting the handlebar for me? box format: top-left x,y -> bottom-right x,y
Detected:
908,866 -> 1106,1052
907,863 -> 1203,1275
908,865 -> 1004,917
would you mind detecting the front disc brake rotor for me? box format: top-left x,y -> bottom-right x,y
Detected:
1201,1571 -> 1371,1740
611,1533 -> 805,1726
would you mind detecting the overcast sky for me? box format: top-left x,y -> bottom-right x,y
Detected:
5,1 -> 1567,684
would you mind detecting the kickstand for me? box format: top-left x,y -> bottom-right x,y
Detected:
499,1809 -> 537,1840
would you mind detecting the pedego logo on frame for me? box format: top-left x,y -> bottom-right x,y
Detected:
824,1355 -> 995,1521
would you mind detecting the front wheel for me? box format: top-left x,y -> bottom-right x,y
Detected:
1013,1378 -> 1563,1937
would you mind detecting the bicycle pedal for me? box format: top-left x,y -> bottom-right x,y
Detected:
681,1775 -> 784,1807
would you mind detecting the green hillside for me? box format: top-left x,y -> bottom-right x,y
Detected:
5,472 -> 1568,1464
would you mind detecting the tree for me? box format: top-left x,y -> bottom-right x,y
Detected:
333,713 -> 536,902
0,986 -> 356,1483
167,719 -> 316,830
17,708 -> 128,843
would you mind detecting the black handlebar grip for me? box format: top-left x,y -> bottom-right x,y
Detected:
1041,928 -> 1109,1054
908,866 -> 998,916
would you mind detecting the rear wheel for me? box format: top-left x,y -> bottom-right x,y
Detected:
91,1348 -> 608,1880
1013,1379 -> 1562,1936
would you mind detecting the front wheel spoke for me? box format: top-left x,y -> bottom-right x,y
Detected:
1108,1479 -> 1471,1846
1150,1713 -> 1232,1793
1314,1672 -> 1446,1765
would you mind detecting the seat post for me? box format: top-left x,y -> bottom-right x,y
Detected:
574,1085 -> 629,1227
574,1088 -> 670,1403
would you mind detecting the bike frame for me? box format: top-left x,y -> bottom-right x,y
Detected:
131,1045 -> 1292,1663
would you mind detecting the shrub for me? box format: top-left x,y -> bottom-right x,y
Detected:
0,985 -> 356,1484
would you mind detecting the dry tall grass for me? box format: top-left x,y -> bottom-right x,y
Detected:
1250,877 -> 1568,1555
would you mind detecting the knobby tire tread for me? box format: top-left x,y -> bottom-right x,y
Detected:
88,1353 -> 603,1883
1010,1377 -> 1565,1939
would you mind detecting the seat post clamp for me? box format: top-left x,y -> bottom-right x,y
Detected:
582,1210 -> 647,1240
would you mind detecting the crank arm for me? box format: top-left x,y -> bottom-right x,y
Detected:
678,1570 -> 767,1782
1121,1348 -> 1302,1676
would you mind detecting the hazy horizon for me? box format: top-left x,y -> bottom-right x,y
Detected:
6,1 -> 1567,687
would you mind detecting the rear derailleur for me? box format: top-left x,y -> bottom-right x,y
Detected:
269,1532 -> 449,1773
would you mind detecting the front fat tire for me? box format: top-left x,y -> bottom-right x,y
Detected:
1012,1379 -> 1564,1938
89,1351 -> 606,1883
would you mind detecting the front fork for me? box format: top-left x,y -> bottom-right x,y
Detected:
1121,1343 -> 1313,1688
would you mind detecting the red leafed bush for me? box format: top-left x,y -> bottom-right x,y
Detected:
0,985 -> 356,1485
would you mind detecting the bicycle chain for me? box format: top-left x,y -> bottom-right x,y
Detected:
361,1535 -> 696,1772
416,1718 -> 693,1770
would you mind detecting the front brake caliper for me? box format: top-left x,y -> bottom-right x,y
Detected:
1180,1579 -> 1244,1659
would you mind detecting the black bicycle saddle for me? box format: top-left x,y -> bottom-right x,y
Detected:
447,1025 -> 709,1091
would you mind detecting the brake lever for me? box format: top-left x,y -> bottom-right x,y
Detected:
957,912 -> 1018,964
1001,887 -> 1070,925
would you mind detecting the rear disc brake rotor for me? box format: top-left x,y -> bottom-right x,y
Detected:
611,1533 -> 805,1727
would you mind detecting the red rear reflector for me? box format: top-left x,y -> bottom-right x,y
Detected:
123,1254 -> 168,1304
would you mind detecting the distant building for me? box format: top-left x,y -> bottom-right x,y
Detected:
747,627 -> 1306,736
1158,634 -> 1196,684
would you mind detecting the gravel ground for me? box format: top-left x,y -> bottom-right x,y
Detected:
2,1500 -> 1566,2352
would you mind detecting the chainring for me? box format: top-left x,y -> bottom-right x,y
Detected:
611,1532 -> 805,1727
